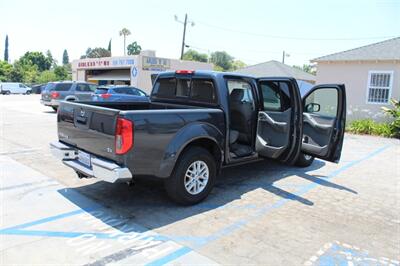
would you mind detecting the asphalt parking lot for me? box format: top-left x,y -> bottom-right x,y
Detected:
1,95 -> 399,265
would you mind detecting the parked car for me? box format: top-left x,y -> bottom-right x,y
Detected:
31,84 -> 46,94
50,70 -> 346,205
92,86 -> 149,102
40,81 -> 98,111
0,82 -> 32,94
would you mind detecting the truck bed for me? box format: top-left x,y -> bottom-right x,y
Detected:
57,100 -> 225,178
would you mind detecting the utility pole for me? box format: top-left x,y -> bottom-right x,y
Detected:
175,14 -> 194,60
282,50 -> 290,64
180,14 -> 187,60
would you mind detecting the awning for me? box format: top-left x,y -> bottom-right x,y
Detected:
87,70 -> 130,81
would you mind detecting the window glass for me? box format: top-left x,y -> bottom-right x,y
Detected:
227,80 -> 254,103
95,88 -> 108,94
190,79 -> 217,103
260,83 -> 282,111
176,79 -> 190,97
89,85 -> 97,92
54,83 -> 72,91
305,88 -> 338,117
153,78 -> 176,97
367,72 -> 392,103
76,84 -> 91,92
19,84 -> 26,88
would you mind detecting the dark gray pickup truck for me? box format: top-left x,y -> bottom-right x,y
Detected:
51,70 -> 346,204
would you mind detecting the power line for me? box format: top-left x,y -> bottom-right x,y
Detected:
196,21 -> 398,41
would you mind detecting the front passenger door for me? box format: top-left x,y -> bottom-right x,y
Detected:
301,84 -> 346,162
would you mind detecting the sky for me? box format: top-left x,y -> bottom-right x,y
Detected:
0,0 -> 399,67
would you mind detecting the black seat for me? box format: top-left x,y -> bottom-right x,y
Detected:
229,89 -> 253,143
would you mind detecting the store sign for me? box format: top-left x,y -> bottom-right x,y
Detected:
142,56 -> 170,71
77,58 -> 135,69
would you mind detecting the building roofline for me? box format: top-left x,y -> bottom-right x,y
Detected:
311,37 -> 400,62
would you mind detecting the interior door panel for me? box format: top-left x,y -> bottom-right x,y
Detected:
255,78 -> 302,163
256,109 -> 291,158
302,113 -> 335,157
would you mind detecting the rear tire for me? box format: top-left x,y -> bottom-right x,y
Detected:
164,147 -> 216,205
295,152 -> 315,167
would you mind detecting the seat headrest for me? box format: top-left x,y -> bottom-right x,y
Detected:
230,89 -> 244,102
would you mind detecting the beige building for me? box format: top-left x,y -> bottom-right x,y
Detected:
312,37 -> 400,122
71,50 -> 213,93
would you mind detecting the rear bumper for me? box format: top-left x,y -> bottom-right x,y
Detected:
50,141 -> 132,183
41,99 -> 59,107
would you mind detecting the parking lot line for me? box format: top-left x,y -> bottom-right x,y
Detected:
143,144 -> 392,265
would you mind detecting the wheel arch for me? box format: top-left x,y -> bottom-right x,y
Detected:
157,122 -> 224,178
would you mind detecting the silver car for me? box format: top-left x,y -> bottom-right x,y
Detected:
40,81 -> 98,111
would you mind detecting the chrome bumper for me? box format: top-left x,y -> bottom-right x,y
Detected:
50,141 -> 132,183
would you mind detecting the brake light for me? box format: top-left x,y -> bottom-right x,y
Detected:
115,117 -> 133,154
51,91 -> 60,99
175,70 -> 194,74
100,93 -> 112,99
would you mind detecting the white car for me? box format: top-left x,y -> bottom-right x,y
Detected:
0,82 -> 32,95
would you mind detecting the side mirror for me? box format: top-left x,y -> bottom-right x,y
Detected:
305,102 -> 321,113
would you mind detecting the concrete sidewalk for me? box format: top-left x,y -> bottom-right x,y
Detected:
0,155 -> 218,265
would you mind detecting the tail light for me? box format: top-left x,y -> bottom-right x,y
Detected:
115,117 -> 133,154
51,91 -> 60,99
100,93 -> 112,99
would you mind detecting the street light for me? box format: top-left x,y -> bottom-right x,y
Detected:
175,14 -> 195,60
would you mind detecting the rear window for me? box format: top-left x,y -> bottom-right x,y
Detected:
54,83 -> 73,91
95,88 -> 109,94
152,78 -> 217,104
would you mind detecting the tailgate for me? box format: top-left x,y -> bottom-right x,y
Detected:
57,101 -> 121,162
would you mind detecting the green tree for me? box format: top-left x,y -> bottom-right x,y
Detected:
0,60 -> 12,81
232,60 -> 247,71
46,50 -> 57,68
54,66 -> 69,80
4,35 -> 9,62
81,47 -> 111,59
62,49 -> 69,65
119,28 -> 131,55
182,49 -> 208,62
210,51 -> 234,71
127,41 -> 142,55
37,70 -> 58,83
19,51 -> 51,72
293,64 -> 316,75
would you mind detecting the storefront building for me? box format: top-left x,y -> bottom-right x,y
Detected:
71,51 -> 213,93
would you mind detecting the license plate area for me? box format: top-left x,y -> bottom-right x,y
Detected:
78,150 -> 91,167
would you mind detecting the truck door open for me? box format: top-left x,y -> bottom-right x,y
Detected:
301,84 -> 346,162
255,78 -> 302,163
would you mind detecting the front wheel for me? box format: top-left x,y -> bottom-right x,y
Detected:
164,147 -> 216,205
52,106 -> 58,112
295,152 -> 315,167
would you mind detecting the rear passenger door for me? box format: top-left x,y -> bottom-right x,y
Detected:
301,84 -> 346,162
255,78 -> 302,163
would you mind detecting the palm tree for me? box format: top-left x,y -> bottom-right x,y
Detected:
119,28 -> 131,56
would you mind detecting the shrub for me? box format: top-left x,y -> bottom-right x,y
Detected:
347,119 -> 393,137
382,98 -> 400,138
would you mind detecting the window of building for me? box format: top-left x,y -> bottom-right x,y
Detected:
367,71 -> 393,104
